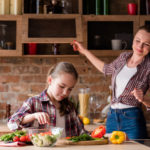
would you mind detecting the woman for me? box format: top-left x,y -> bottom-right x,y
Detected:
8,62 -> 87,137
72,25 -> 150,139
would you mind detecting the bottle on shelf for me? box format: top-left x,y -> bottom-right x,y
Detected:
52,43 -> 60,55
47,0 -> 62,14
95,0 -> 102,15
103,0 -> 109,15
61,0 -> 72,14
24,0 -> 44,14
10,0 -> 22,15
0,0 -> 10,14
0,24 -> 7,49
36,0 -> 44,14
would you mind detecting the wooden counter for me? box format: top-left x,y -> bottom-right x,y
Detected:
0,123 -> 150,149
0,141 -> 150,150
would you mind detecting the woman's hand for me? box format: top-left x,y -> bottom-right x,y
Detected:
131,88 -> 144,102
71,40 -> 105,73
71,40 -> 88,55
34,112 -> 50,125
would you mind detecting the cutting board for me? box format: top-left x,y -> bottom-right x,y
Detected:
57,138 -> 109,145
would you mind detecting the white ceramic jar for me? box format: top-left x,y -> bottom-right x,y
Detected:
0,0 -> 10,14
10,0 -> 22,15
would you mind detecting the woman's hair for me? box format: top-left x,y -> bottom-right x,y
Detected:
138,24 -> 150,33
46,62 -> 78,116
137,25 -> 150,57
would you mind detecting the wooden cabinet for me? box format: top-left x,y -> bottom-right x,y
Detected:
0,15 -> 22,56
82,15 -> 139,51
0,0 -> 149,57
22,14 -> 82,44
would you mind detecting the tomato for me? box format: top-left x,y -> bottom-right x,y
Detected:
91,125 -> 106,138
20,135 -> 27,142
26,135 -> 31,142
40,131 -> 52,136
13,136 -> 20,142
66,137 -> 71,140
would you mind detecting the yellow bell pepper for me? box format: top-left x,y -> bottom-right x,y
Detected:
110,131 -> 126,144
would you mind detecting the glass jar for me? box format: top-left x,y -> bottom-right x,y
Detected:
10,0 -> 22,15
78,88 -> 90,117
61,0 -> 72,14
0,0 -> 10,14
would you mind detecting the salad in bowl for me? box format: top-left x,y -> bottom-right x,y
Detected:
27,127 -> 63,147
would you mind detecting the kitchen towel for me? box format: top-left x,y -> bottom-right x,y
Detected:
0,141 -> 26,147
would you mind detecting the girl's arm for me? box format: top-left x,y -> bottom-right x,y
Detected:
21,112 -> 50,125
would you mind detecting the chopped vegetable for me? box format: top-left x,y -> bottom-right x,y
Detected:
31,133 -> 57,147
68,133 -> 93,142
0,130 -> 27,142
13,136 -> 20,142
66,137 -> 71,140
91,125 -> 106,138
20,135 -> 27,142
110,131 -> 126,144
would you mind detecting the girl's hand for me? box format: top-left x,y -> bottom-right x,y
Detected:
131,88 -> 144,102
71,40 -> 87,55
34,112 -> 50,125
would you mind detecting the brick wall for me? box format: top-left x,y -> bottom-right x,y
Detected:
0,56 -> 150,123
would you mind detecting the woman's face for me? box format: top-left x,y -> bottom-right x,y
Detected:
132,29 -> 150,57
48,73 -> 77,101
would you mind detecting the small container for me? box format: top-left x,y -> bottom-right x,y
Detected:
10,0 -> 22,15
0,0 -> 10,14
127,3 -> 137,15
28,43 -> 37,55
78,88 -> 90,117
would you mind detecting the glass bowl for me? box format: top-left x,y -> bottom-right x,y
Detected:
27,127 -> 63,147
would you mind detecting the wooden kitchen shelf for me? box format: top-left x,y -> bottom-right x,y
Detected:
90,50 -> 132,57
0,0 -> 149,57
0,15 -> 22,56
139,15 -> 150,26
22,14 -> 83,43
82,15 -> 139,50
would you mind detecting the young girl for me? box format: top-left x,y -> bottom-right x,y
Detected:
8,62 -> 87,137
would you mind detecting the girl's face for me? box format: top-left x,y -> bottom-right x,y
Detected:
132,29 -> 150,57
48,73 -> 77,101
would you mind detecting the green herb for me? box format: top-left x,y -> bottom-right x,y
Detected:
0,130 -> 26,142
68,133 -> 94,142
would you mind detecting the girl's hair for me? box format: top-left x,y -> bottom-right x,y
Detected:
47,62 -> 78,80
46,62 -> 78,116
